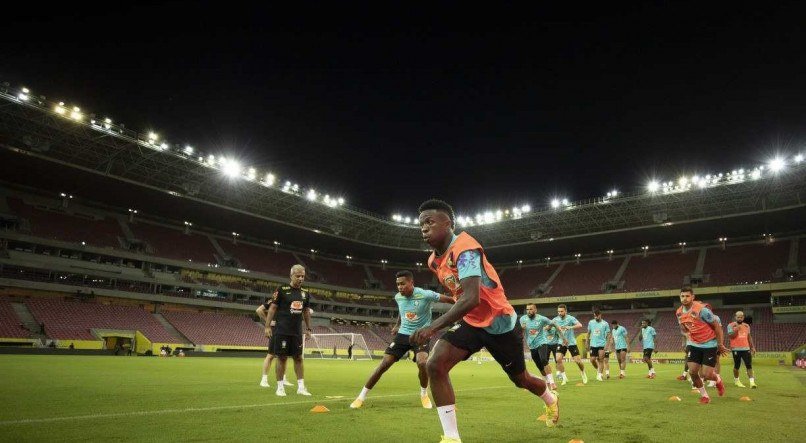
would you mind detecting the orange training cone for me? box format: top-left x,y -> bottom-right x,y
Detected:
668,396 -> 682,401
310,405 -> 330,413
739,396 -> 752,402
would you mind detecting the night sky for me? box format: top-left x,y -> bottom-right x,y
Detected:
3,2 -> 805,218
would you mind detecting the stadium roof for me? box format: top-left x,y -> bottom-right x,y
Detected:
1,85 -> 805,264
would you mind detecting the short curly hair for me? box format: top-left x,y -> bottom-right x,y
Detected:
418,199 -> 455,228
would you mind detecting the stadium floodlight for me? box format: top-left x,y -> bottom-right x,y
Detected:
392,214 -> 401,222
337,197 -> 345,205
678,176 -> 689,187
606,249 -> 614,255
69,107 -> 83,121
183,145 -> 194,155
128,208 -> 138,214
345,255 -> 352,260
795,154 -> 804,164
207,154 -> 215,164
273,240 -> 280,245
103,118 -> 113,129
516,259 -> 523,264
380,259 -> 388,264
404,216 -> 411,224
310,249 -> 317,253
641,245 -> 649,250
306,189 -> 317,201
148,132 -> 158,142
54,102 -> 66,115
184,221 -> 192,226
159,142 -> 168,150
647,181 -> 660,193
247,167 -> 257,180
483,211 -> 495,223
232,232 -> 240,237
751,168 -> 762,180
574,253 -> 581,258
222,159 -> 242,178
292,183 -> 299,192
550,199 -> 560,209
18,87 -> 30,101
768,157 -> 785,173
561,198 -> 570,206
521,204 -> 531,213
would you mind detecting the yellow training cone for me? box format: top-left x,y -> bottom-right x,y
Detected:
575,382 -> 585,387
668,396 -> 682,401
569,440 -> 585,443
310,405 -> 330,413
739,396 -> 752,402
538,414 -> 547,421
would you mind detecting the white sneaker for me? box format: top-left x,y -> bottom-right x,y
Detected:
581,373 -> 588,384
276,388 -> 287,397
707,381 -> 716,388
297,388 -> 312,396
283,379 -> 294,387
596,374 -> 603,382
260,379 -> 270,388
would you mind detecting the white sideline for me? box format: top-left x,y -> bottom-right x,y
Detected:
0,366 -> 679,426
0,385 -> 510,426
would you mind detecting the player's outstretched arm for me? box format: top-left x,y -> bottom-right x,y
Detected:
410,276 -> 480,345
710,319 -> 728,356
391,316 -> 400,335
572,321 -> 584,330
438,294 -> 456,304
264,304 -> 278,338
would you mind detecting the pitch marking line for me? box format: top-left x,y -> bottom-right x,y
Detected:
0,385 -> 511,426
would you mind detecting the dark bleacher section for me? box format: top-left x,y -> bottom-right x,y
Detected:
25,298 -> 179,342
217,241 -> 299,276
500,265 -> 557,299
620,252 -> 697,292
745,307 -> 806,352
129,222 -> 217,263
646,311 -> 681,352
162,311 -> 265,346
548,259 -> 622,296
0,298 -> 30,338
7,197 -> 123,248
308,259 -> 368,288
368,267 -> 434,290
704,242 -> 789,286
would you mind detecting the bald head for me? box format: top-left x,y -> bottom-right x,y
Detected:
290,265 -> 305,288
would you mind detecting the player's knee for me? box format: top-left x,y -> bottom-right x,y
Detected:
508,372 -> 526,388
425,356 -> 445,378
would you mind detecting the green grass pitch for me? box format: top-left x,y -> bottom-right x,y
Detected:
0,355 -> 802,442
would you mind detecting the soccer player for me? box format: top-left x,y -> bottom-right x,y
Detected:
545,322 -> 566,385
263,265 -> 313,397
676,285 -> 728,404
704,305 -> 723,388
350,270 -> 454,409
728,311 -> 757,388
520,303 -> 557,390
256,299 -> 293,389
609,320 -> 628,378
409,199 -> 560,442
586,310 -> 611,381
638,319 -> 657,378
553,304 -> 588,384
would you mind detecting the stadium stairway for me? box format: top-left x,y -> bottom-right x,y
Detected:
11,302 -> 45,342
153,313 -> 194,345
